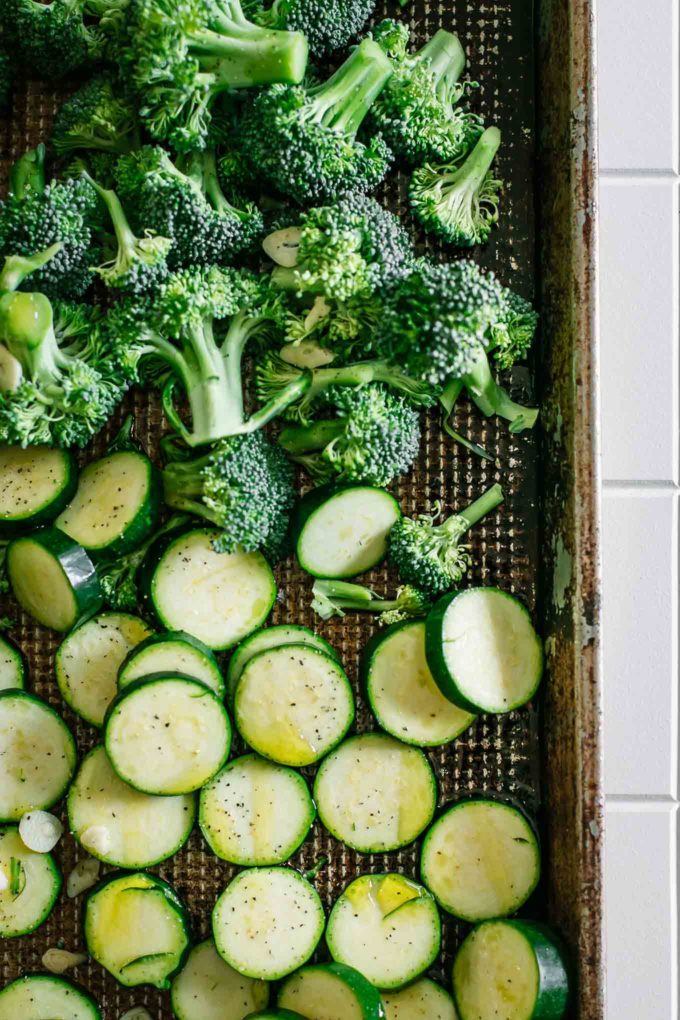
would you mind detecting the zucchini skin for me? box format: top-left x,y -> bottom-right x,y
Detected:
226,624 -> 339,704
0,974 -> 102,1018
0,634 -> 26,690
0,825 -> 62,938
0,450 -> 77,539
118,630 -> 224,695
278,962 -> 386,1020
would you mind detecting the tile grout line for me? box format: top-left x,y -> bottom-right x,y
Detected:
600,168 -> 680,180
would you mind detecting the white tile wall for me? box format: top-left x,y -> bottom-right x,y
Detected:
599,0 -> 680,1015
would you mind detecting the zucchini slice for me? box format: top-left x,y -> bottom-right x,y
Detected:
118,630 -> 224,697
226,624 -> 338,704
200,754 -> 315,866
104,676 -> 231,795
234,645 -> 354,766
171,939 -> 270,1020
141,528 -> 276,650
425,588 -> 544,714
0,825 -> 61,937
213,867 -> 325,981
0,691 -> 77,822
0,446 -> 76,538
363,621 -> 475,747
292,485 -> 401,578
314,733 -> 436,853
68,746 -> 196,868
452,920 -> 570,1020
381,978 -> 458,1020
278,961 -> 385,1020
0,635 -> 25,691
326,874 -> 440,990
55,612 -> 153,726
0,975 -> 101,1019
420,797 -> 540,922
85,871 -> 191,989
7,527 -> 103,632
55,449 -> 160,559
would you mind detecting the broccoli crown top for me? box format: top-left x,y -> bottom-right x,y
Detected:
152,265 -> 270,337
0,0 -> 100,79
370,18 -> 410,60
376,259 -> 506,386
389,510 -> 471,597
261,0 -> 377,58
491,286 -> 539,370
51,74 -> 139,155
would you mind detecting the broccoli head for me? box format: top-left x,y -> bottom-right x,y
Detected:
115,146 -> 264,270
126,0 -> 308,152
389,483 -> 504,596
51,74 -> 140,156
311,578 -> 430,625
250,0 -> 376,58
240,38 -> 394,204
279,384 -> 420,486
162,430 -> 295,555
410,126 -> 503,247
0,0 -> 101,78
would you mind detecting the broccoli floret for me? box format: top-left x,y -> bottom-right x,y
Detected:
369,17 -> 409,60
240,38 -> 394,204
489,287 -> 539,371
265,194 -> 414,302
0,146 -> 101,300
126,0 -> 308,153
162,430 -> 295,554
370,28 -> 483,165
389,483 -> 504,596
250,0 -> 376,58
97,514 -> 189,610
311,578 -> 430,625
115,146 -> 264,270
279,384 -> 420,486
410,126 -> 503,246
0,0 -> 102,78
51,74 -> 140,156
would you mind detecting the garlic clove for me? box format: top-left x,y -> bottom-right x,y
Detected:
120,1008 -> 153,1020
79,825 -> 111,856
42,948 -> 87,974
67,857 -> 100,898
19,811 -> 63,853
262,226 -> 301,267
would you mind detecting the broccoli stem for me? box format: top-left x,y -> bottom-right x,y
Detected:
0,291 -> 67,385
438,125 -> 501,195
446,482 -> 504,533
307,39 -> 393,136
279,418 -> 345,454
415,30 -> 465,102
0,244 -> 63,293
303,359 -> 432,405
312,580 -> 402,614
161,454 -> 221,522
462,347 -> 539,433
9,145 -> 46,199
86,177 -> 140,266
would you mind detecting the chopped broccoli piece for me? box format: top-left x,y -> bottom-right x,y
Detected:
311,578 -> 430,625
0,0 -> 101,79
370,28 -> 483,165
162,430 -> 295,555
115,146 -> 264,270
97,514 -> 189,610
279,384 -> 420,486
389,483 -> 504,596
126,0 -> 309,152
489,287 -> 539,371
0,146 -> 101,299
369,18 -> 410,60
240,38 -> 394,204
250,0 -> 376,58
51,74 -> 140,156
410,126 -> 503,246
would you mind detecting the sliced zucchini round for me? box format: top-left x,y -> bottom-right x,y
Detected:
226,624 -> 338,704
0,825 -> 61,937
171,939 -> 270,1020
452,919 -> 570,1020
326,874 -> 440,990
234,645 -> 354,766
381,978 -> 458,1019
85,871 -> 191,989
0,975 -> 101,1019
200,754 -> 315,866
55,612 -> 153,726
7,527 -> 103,632
0,446 -> 76,538
363,621 -> 475,747
213,867 -> 325,981
0,635 -> 25,691
68,746 -> 196,868
420,797 -> 540,922
314,733 -> 436,853
104,675 -> 231,795
56,449 -> 160,559
425,588 -> 544,714
118,630 -> 224,697
292,485 -> 401,578
141,528 -> 276,650
278,961 -> 385,1020
0,691 -> 77,822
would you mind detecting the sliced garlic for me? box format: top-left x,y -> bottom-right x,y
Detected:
42,948 -> 87,974
280,336 -> 336,370
67,857 -> 100,898
262,226 -> 301,267
79,825 -> 111,855
0,344 -> 23,392
0,867 -> 8,893
19,811 -> 63,853
120,1008 -> 153,1020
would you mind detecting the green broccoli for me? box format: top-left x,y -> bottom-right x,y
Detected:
279,384 -> 420,486
389,483 -> 504,596
114,146 -> 264,271
264,194 -> 414,302
311,578 -> 430,625
369,17 -> 410,60
370,27 -> 483,165
240,38 -> 394,204
0,0 -> 101,78
161,430 -> 296,555
249,0 -> 376,58
410,126 -> 503,246
126,0 -> 309,153
0,146 -> 101,299
51,74 -> 140,156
